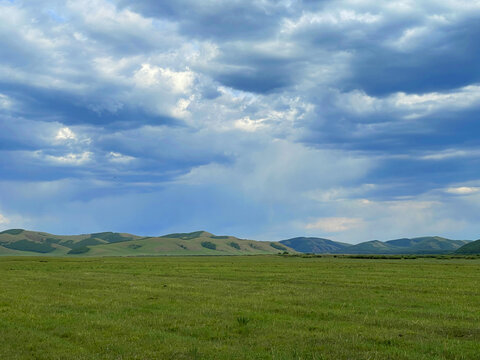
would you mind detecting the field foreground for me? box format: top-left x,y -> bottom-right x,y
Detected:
0,256 -> 479,359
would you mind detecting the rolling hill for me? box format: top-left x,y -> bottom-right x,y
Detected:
279,236 -> 471,255
0,229 -> 473,256
0,229 -> 293,256
342,240 -> 393,254
455,239 -> 480,254
279,237 -> 351,254
383,237 -> 470,254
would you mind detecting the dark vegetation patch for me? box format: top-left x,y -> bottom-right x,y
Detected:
127,244 -> 142,250
3,240 -> 55,253
270,243 -> 287,251
210,235 -> 229,239
0,229 -> 24,235
280,237 -> 351,254
249,243 -> 262,250
90,232 -> 131,243
236,316 -> 250,326
178,244 -> 188,250
24,233 -> 44,242
67,247 -> 90,254
228,242 -> 241,250
201,241 -> 217,250
45,238 -> 60,244
59,238 -> 104,249
163,231 -> 206,240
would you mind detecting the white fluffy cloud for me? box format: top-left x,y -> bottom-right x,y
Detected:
0,213 -> 9,225
445,187 -> 480,195
0,94 -> 12,109
42,151 -> 93,165
55,127 -> 77,141
305,217 -> 364,232
134,64 -> 195,94
337,85 -> 480,119
107,151 -> 134,164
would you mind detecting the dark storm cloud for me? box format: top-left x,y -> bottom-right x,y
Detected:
2,0 -> 480,240
304,102 -> 480,153
345,18 -> 480,96
1,82 -> 180,128
215,66 -> 293,94
115,0 -> 295,40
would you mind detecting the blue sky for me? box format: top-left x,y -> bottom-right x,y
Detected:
1,0 -> 480,242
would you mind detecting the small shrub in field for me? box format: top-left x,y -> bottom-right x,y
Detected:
237,316 -> 250,326
201,241 -> 216,250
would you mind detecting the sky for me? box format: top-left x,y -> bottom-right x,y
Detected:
1,0 -> 480,243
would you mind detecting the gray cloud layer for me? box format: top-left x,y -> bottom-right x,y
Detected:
1,0 -> 480,241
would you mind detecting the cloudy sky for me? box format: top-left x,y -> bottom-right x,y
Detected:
1,0 -> 480,242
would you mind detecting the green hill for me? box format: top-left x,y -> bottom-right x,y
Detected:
342,240 -> 394,254
0,229 -> 472,256
0,229 -> 294,256
384,237 -> 469,253
279,237 -> 351,254
277,235 -> 471,255
381,237 -> 469,254
0,229 -> 140,256
341,237 -> 470,254
455,239 -> 480,254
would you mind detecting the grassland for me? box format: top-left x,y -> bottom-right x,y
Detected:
0,256 -> 479,359
0,230 -> 292,256
84,235 -> 290,257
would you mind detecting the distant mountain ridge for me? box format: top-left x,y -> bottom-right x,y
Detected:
0,229 -> 293,256
0,229 -> 475,256
455,239 -> 480,254
280,236 -> 471,255
279,237 -> 351,254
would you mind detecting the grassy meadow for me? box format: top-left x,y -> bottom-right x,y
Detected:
0,256 -> 479,359
0,230 -> 293,256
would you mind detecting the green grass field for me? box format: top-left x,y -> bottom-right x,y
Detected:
0,256 -> 479,359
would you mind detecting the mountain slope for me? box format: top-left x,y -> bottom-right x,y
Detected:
343,237 -> 469,254
0,229 -> 140,255
455,239 -> 480,254
342,240 -> 395,254
278,235 -> 471,254
0,229 -> 294,256
279,237 -> 351,254
0,229 -> 472,256
87,234 -> 291,256
384,237 -> 470,254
